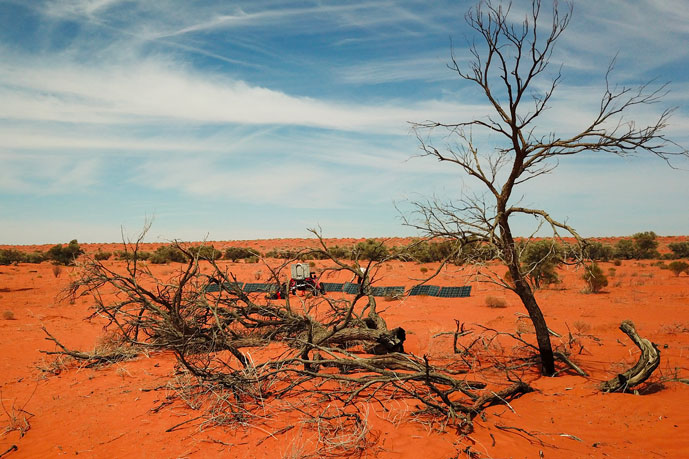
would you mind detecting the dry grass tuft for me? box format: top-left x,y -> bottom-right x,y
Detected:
52,265 -> 63,278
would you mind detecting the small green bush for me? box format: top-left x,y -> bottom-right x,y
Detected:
583,263 -> 608,293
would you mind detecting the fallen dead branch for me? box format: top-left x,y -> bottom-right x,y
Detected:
600,320 -> 661,393
39,229 -> 537,450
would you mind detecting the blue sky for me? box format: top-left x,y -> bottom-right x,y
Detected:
1,0 -> 688,244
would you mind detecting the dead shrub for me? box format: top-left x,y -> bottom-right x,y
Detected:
2,310 -> 16,320
485,296 -> 507,308
52,265 -> 62,278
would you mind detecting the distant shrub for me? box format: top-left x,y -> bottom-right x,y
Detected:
24,252 -> 46,264
613,259 -> 622,266
47,239 -> 83,265
224,247 -> 260,262
190,245 -> 222,261
668,261 -> 689,277
245,255 -> 259,264
52,265 -> 63,278
485,296 -> 507,308
668,242 -> 689,259
520,240 -> 562,289
419,266 -> 429,274
582,241 -> 614,262
353,239 -> 389,261
632,231 -> 660,259
150,245 -> 188,264
613,239 -> 636,260
93,250 -> 112,261
114,250 -> 152,262
583,263 -> 608,293
400,239 -> 458,263
0,249 -> 24,265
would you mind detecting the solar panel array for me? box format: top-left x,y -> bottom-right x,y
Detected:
205,282 -> 244,293
205,280 -> 470,298
408,285 -> 441,296
437,286 -> 472,298
243,283 -> 276,293
321,282 -> 344,293
342,282 -> 361,295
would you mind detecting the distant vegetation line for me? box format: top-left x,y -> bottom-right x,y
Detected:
2,232 -> 689,267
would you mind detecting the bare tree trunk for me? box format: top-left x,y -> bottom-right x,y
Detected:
501,219 -> 555,376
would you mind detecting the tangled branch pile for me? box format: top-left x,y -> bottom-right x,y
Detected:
45,233 -> 536,452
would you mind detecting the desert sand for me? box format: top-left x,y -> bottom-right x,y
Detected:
1,237 -> 688,458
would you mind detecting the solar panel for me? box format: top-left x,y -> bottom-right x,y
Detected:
321,282 -> 344,293
243,283 -> 275,293
370,286 -> 387,296
437,286 -> 472,298
205,282 -> 243,293
342,282 -> 361,295
384,286 -> 405,297
408,285 -> 441,296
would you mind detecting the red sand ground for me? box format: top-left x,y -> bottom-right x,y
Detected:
1,237 -> 688,458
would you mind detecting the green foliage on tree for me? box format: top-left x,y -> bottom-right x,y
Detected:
632,231 -> 660,259
583,263 -> 608,293
47,239 -> 84,265
668,261 -> 689,277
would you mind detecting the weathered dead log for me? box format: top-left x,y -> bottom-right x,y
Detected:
600,320 -> 660,393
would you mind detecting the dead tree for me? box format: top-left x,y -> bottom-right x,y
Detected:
47,231 -> 533,435
409,0 -> 687,375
